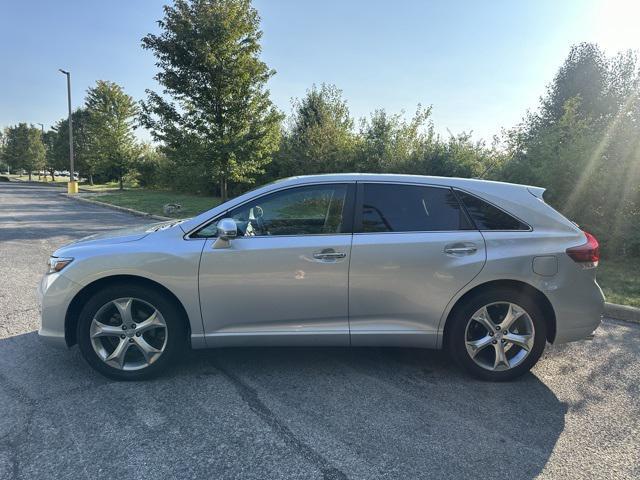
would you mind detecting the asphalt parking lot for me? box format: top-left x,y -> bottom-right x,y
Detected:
0,182 -> 638,479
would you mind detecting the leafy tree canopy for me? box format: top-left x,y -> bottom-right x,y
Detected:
271,84 -> 357,178
2,123 -> 45,179
141,0 -> 282,199
85,80 -> 139,188
501,42 -> 640,254
50,108 -> 93,181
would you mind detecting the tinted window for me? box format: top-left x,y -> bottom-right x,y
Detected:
361,184 -> 472,232
201,184 -> 349,237
456,190 -> 529,230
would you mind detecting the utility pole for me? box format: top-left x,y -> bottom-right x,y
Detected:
59,69 -> 77,193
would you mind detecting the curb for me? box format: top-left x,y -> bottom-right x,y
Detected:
63,193 -> 173,222
604,302 -> 640,324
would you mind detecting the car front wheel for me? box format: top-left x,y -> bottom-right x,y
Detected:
76,283 -> 185,380
447,288 -> 547,381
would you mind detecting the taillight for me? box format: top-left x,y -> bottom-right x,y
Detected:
566,231 -> 600,268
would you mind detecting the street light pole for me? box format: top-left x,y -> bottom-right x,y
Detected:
59,69 -> 77,193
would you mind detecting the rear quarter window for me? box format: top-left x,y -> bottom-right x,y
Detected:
456,190 -> 530,231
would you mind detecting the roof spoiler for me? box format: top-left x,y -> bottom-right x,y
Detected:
527,186 -> 546,199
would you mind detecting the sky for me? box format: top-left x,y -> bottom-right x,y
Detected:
1,0 -> 639,143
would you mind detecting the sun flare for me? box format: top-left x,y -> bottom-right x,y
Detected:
594,0 -> 640,52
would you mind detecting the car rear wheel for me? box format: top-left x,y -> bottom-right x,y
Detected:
447,288 -> 547,381
76,284 -> 185,380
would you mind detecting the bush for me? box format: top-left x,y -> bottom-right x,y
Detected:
134,150 -> 167,189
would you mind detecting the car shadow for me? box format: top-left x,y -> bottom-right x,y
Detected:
0,331 -> 566,479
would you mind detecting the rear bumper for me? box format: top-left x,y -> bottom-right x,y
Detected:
553,318 -> 602,344
547,275 -> 605,344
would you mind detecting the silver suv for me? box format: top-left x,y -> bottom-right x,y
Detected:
38,174 -> 604,381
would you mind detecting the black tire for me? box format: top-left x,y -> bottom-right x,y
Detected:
76,283 -> 186,381
446,287 -> 547,381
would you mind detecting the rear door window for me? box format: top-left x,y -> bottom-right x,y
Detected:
360,183 -> 473,232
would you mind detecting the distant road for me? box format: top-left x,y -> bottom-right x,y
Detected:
0,182 -> 639,480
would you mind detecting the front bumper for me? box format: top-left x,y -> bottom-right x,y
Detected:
37,272 -> 82,348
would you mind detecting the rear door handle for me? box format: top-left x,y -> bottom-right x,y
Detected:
313,249 -> 347,260
444,243 -> 478,255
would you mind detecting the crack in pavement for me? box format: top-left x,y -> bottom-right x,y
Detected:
212,360 -> 348,480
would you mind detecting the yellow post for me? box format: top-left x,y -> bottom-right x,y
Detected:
67,181 -> 79,194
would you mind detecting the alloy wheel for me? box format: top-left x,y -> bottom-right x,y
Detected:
464,302 -> 535,372
89,297 -> 168,371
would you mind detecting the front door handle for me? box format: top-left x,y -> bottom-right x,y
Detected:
313,249 -> 347,260
444,243 -> 478,255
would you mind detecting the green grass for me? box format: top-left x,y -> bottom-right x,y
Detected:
598,257 -> 640,307
80,180 -> 138,192
91,189 -> 221,218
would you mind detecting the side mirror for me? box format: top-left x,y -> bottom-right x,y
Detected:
213,218 -> 237,249
216,218 -> 238,240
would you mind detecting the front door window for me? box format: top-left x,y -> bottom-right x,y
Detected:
227,184 -> 349,236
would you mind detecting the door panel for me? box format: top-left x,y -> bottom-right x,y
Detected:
349,181 -> 486,347
196,182 -> 355,347
199,235 -> 352,346
349,231 -> 485,347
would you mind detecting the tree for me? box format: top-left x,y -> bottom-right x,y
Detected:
141,0 -> 282,200
25,127 -> 46,180
85,80 -> 139,189
356,106 -> 432,173
3,123 -> 45,180
42,130 -> 57,181
541,43 -> 610,124
269,84 -> 357,179
500,43 -> 640,255
133,143 -> 171,189
354,104 -> 500,179
51,109 -> 95,183
3,124 -> 25,175
0,129 -> 6,173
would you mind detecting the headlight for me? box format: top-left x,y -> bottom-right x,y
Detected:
47,257 -> 74,274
